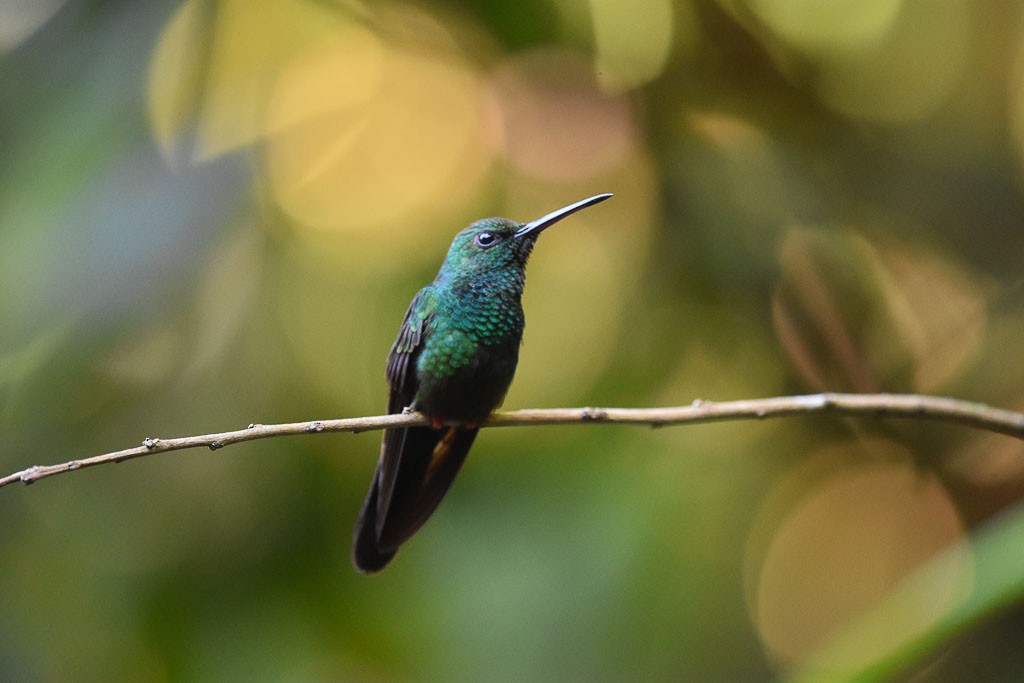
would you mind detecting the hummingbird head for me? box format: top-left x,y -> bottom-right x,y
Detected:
437,194 -> 613,279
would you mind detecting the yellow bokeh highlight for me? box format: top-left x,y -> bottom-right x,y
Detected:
589,0 -> 677,92
747,0 -> 902,55
263,24 -> 383,137
265,11 -> 495,240
149,0 -> 343,160
745,449 -> 971,674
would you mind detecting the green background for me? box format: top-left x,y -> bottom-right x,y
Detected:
3,1 -> 1024,680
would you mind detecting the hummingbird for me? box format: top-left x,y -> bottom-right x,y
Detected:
352,193 -> 613,573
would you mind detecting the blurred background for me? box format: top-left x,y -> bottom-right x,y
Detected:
2,0 -> 1024,680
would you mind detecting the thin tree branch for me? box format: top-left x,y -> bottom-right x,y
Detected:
3,393 -> 1023,490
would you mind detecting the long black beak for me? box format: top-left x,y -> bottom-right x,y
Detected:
514,193 -> 613,239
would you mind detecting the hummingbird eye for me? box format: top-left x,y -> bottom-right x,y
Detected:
474,231 -> 498,248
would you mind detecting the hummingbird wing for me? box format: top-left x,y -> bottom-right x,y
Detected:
352,288 -> 479,574
376,287 -> 434,520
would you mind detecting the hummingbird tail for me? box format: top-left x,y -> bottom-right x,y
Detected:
352,425 -> 479,574
352,480 -> 397,573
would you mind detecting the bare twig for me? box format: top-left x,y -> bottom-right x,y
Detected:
2,393 -> 1022,490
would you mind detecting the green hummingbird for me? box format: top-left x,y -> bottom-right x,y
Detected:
352,193 -> 613,573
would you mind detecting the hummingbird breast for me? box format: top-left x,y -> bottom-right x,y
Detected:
414,278 -> 526,422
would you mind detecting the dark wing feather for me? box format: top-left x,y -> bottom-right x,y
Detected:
384,289 -> 426,402
354,287 -> 476,574
376,288 -> 431,524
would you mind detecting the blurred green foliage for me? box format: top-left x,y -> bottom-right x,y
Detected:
2,0 -> 1024,680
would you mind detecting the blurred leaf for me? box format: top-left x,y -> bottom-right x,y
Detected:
789,497 -> 1024,681
147,0 -> 212,161
774,227 -> 905,392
